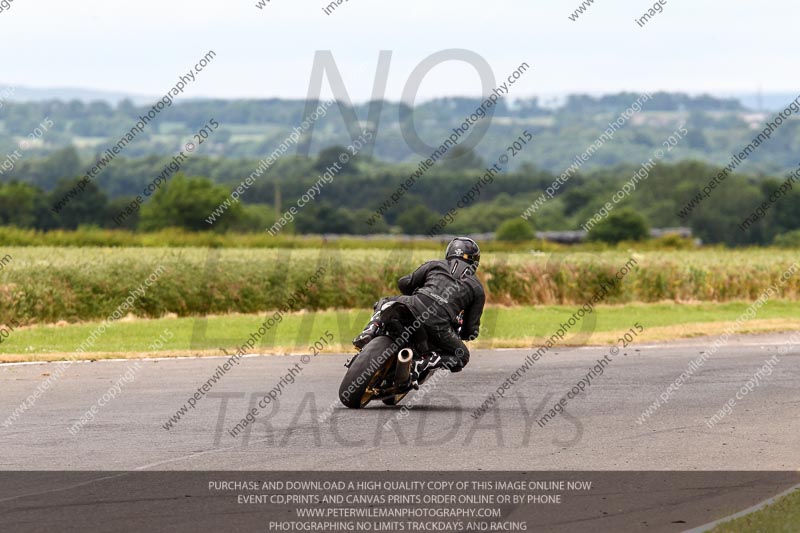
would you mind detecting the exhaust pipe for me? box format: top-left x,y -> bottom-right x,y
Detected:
395,348 -> 414,385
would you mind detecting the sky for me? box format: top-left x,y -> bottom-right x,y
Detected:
1,0 -> 798,103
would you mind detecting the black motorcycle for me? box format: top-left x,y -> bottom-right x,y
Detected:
338,300 -> 462,409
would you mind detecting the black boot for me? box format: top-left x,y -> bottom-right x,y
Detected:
411,351 -> 457,387
353,320 -> 381,350
415,351 -> 463,377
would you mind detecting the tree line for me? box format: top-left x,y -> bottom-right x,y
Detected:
0,146 -> 798,246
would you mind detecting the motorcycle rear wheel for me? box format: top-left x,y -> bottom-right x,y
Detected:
338,336 -> 395,409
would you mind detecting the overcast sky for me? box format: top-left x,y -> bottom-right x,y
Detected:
1,0 -> 797,102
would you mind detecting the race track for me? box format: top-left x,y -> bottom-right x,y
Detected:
1,332 -> 798,471
1,332 -> 799,532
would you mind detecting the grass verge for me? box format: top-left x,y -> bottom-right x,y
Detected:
2,301 -> 800,363
709,487 -> 800,532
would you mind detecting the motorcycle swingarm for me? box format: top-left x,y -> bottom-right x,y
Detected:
372,386 -> 408,400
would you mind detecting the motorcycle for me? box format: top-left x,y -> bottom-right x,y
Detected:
338,300 -> 463,409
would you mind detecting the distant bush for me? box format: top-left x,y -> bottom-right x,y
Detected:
588,208 -> 650,244
496,219 -> 535,242
139,174 -> 243,232
773,230 -> 800,248
397,205 -> 440,235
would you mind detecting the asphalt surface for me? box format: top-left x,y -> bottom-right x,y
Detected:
1,332 -> 798,531
2,332 -> 799,471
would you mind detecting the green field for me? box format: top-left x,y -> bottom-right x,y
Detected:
3,301 -> 800,362
1,246 -> 799,327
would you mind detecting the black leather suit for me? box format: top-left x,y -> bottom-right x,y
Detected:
390,258 -> 485,369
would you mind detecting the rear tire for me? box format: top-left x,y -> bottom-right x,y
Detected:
339,336 -> 396,409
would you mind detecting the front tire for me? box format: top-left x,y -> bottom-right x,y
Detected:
339,336 -> 396,409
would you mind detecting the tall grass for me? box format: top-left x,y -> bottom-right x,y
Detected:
1,247 -> 798,325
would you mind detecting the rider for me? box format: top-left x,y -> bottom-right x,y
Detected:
353,237 -> 485,376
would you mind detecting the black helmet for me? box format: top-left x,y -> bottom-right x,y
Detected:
445,237 -> 480,267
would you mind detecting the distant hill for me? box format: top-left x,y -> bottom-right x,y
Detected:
0,85 -> 156,106
0,91 -> 798,176
727,91 -> 799,112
